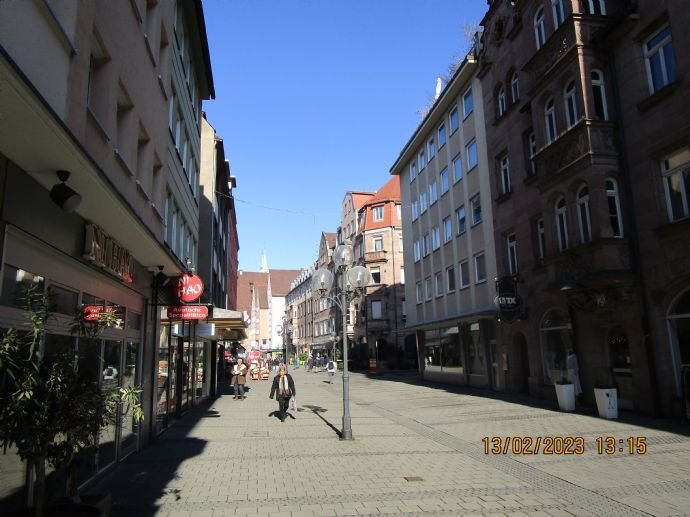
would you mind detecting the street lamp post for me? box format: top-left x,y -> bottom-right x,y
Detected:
278,314 -> 293,366
312,244 -> 370,440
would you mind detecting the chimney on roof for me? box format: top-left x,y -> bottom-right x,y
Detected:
435,77 -> 444,100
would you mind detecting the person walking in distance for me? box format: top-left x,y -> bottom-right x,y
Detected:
326,356 -> 336,384
269,365 -> 296,422
231,357 -> 248,400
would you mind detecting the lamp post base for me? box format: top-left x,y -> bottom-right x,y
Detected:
341,370 -> 353,440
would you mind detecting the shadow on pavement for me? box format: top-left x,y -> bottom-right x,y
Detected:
355,369 -> 690,437
302,404 -> 341,438
84,384 -> 242,516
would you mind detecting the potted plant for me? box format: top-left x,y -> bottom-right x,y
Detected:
553,370 -> 576,412
0,287 -> 143,515
594,368 -> 618,419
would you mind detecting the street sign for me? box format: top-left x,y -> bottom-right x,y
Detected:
494,276 -> 524,321
174,274 -> 204,303
167,305 -> 208,320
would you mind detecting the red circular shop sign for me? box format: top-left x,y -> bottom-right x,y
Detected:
175,274 -> 204,303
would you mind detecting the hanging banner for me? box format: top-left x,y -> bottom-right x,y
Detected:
494,276 -> 523,321
167,305 -> 208,320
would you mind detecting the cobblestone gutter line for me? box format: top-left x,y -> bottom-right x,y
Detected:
364,404 -> 653,517
595,479 -> 690,497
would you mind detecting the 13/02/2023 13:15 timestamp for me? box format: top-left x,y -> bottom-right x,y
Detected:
482,436 -> 648,455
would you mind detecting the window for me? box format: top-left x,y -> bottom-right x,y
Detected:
661,147 -> 690,222
401,298 -> 407,318
507,234 -> 518,275
412,200 -> 419,221
446,266 -> 456,292
372,206 -> 384,222
463,88 -> 473,118
537,218 -> 546,264
373,236 -> 383,252
413,240 -> 421,262
416,282 -> 423,304
440,168 -> 449,193
475,253 -> 487,283
644,26 -> 676,94
400,267 -> 405,285
497,87 -> 507,117
528,132 -> 537,176
585,0 -> 606,15
420,191 -> 428,213
471,195 -> 482,225
534,8 -> 546,49
429,181 -> 438,204
499,155 -> 511,195
456,206 -> 467,234
423,233 -> 430,256
438,124 -> 447,148
466,140 -> 478,170
564,81 -> 579,128
371,268 -> 381,284
576,185 -> 592,243
591,69 -> 609,120
432,226 -> 441,250
86,38 -> 109,124
555,197 -> 569,251
410,161 -> 417,182
443,217 -> 452,243
418,150 -> 426,170
552,0 -> 565,27
428,138 -> 436,160
449,107 -> 459,133
545,98 -> 557,143
606,178 -> 623,237
371,300 -> 382,319
435,273 -> 444,297
540,309 -> 574,384
396,204 -> 401,220
453,154 -> 463,183
511,72 -> 520,103
460,261 -> 470,288
425,277 -> 433,301
399,233 -> 403,251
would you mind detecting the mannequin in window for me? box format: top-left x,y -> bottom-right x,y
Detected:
565,350 -> 582,396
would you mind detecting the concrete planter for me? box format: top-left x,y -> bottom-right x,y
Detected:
594,387 -> 618,419
555,383 -> 575,411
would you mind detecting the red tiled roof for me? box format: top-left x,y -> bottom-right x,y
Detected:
352,192 -> 375,209
236,271 -> 268,313
269,269 -> 302,296
366,176 -> 400,205
323,232 -> 337,248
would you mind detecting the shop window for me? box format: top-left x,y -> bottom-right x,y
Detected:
442,326 -> 462,371
0,265 -> 45,309
668,290 -> 690,381
540,309 -> 574,385
464,322 -> 485,375
424,329 -> 442,369
127,311 -> 143,331
48,284 -> 79,316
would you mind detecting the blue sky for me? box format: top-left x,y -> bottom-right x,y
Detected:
202,0 -> 486,271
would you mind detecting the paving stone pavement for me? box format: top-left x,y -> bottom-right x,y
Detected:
88,368 -> 690,516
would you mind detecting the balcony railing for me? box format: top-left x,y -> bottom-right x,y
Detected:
546,239 -> 632,287
534,119 -> 617,178
364,251 -> 387,263
523,20 -> 576,83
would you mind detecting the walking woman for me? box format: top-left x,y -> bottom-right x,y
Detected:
231,357 -> 248,400
269,365 -> 296,422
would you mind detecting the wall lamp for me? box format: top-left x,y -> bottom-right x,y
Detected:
49,170 -> 82,212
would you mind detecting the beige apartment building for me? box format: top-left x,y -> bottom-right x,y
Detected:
311,231 -> 338,359
286,268 -> 314,359
390,53 -> 499,388
0,0 -> 214,508
349,177 -> 410,369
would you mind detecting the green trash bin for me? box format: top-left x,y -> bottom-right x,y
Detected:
337,360 -> 343,370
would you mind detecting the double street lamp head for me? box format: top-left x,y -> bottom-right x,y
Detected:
311,265 -> 370,295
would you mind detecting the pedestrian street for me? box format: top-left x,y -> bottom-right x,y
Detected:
90,367 -> 690,517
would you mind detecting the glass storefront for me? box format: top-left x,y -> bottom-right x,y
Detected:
540,309 -> 574,385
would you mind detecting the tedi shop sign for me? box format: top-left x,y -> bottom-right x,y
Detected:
175,274 -> 204,303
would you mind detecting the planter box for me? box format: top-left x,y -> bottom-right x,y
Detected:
594,387 -> 618,419
555,383 -> 575,411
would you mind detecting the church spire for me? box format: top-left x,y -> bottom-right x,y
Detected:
260,250 -> 268,273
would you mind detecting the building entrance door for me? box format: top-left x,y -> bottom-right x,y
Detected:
511,333 -> 530,393
609,326 -> 633,410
